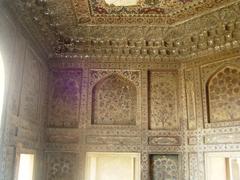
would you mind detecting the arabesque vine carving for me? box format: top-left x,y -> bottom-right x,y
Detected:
149,71 -> 179,130
92,74 -> 137,125
46,152 -> 78,180
207,66 -> 240,123
48,69 -> 81,128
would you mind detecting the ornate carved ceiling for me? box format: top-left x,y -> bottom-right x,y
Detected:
4,0 -> 240,59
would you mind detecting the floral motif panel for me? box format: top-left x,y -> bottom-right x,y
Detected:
207,67 -> 240,123
46,152 -> 78,180
150,154 -> 179,180
92,74 -> 137,125
149,71 -> 179,130
48,69 -> 81,128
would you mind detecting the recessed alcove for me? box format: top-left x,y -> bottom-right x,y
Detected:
206,66 -> 240,123
91,74 -> 137,126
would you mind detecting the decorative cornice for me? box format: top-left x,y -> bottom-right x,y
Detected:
4,0 -> 240,61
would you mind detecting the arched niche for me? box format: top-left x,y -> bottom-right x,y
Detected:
206,66 -> 240,123
92,74 -> 137,125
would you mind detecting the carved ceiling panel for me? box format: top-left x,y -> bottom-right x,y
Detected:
4,0 -> 240,58
89,0 -> 234,21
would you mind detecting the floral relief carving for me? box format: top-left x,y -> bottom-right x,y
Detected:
149,71 -> 179,130
150,154 -> 179,180
90,70 -> 140,87
46,153 -> 77,180
148,136 -> 180,146
92,74 -> 137,125
48,69 -> 81,128
207,66 -> 240,123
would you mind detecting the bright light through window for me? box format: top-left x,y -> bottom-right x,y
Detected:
0,52 -> 4,128
86,152 -> 140,180
17,154 -> 34,180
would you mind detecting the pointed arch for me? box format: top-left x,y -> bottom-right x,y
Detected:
206,66 -> 240,123
92,74 -> 137,125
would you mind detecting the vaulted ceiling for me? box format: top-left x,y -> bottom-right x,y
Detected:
5,0 -> 240,60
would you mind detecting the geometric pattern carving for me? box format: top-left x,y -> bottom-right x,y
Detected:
205,133 -> 240,144
149,71 -> 179,130
48,69 -> 82,128
150,154 -> 179,180
92,74 -> 137,125
207,66 -> 240,123
86,136 -> 141,145
46,152 -> 78,180
189,153 -> 198,180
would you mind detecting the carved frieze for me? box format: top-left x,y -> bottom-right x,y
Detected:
205,133 -> 240,144
86,136 -> 141,145
149,70 -> 179,130
148,136 -> 181,146
48,69 -> 82,128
